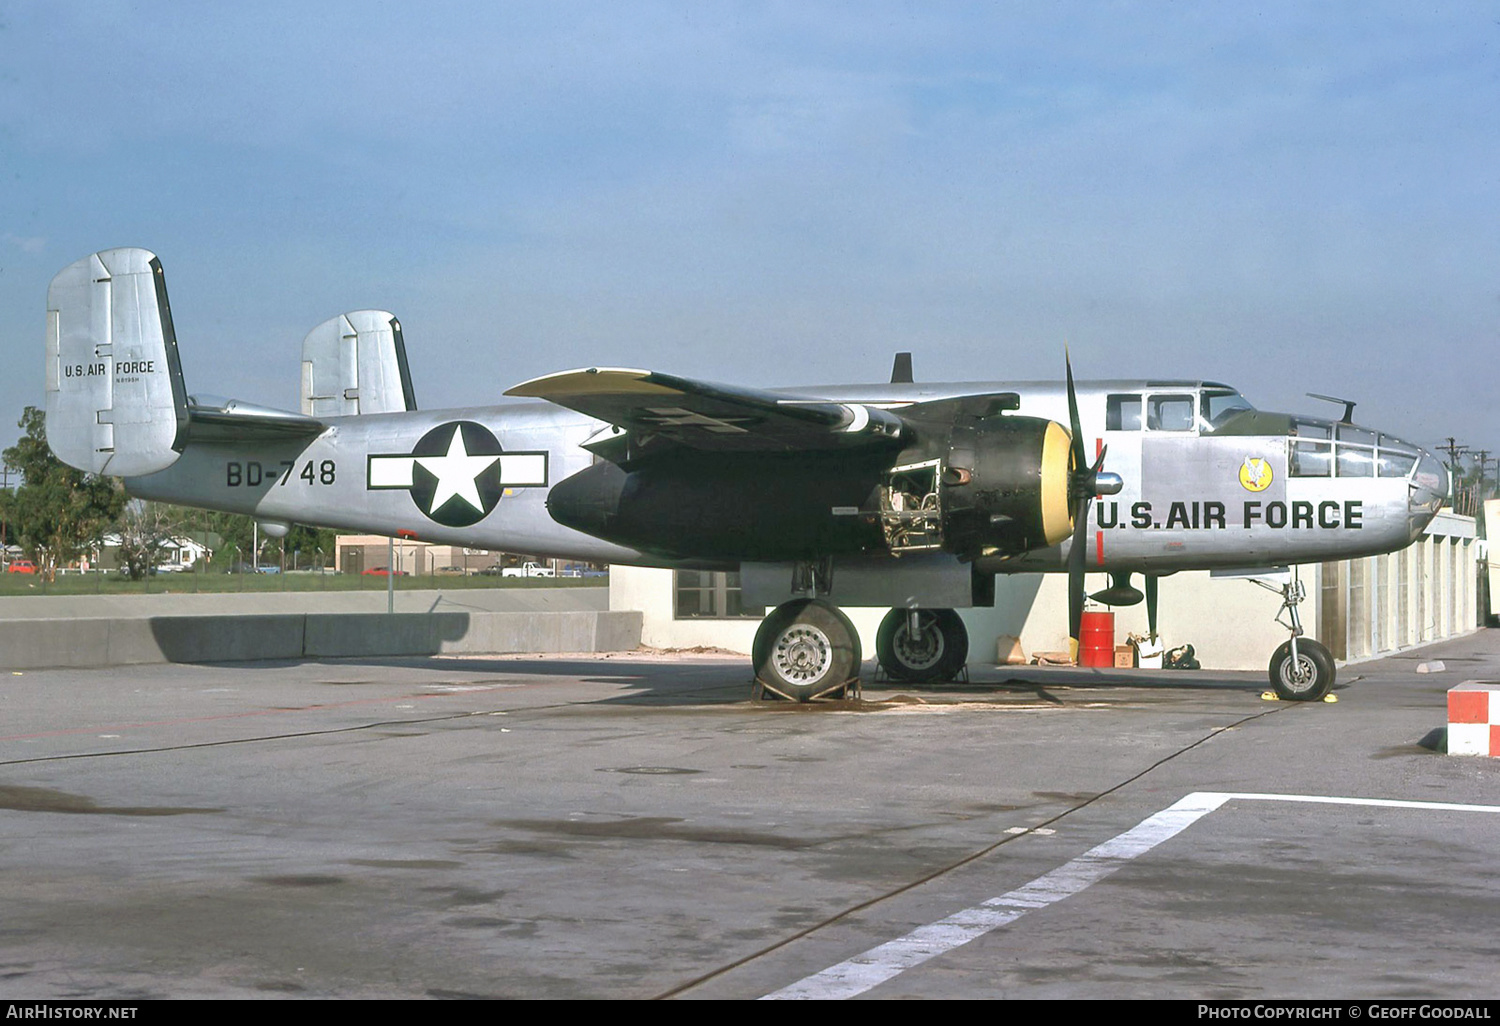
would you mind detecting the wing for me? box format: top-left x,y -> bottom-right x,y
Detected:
505,367 -> 904,461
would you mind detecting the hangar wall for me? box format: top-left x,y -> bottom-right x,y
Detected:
609,510 -> 1477,672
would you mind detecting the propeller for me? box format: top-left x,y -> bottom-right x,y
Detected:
1065,350 -> 1123,662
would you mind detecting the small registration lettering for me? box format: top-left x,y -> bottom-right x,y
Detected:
226,460 -> 336,488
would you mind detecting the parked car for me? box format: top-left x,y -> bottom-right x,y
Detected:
433,565 -> 469,576
5,560 -> 37,575
502,562 -> 555,578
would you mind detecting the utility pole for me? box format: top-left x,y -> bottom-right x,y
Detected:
1471,449 -> 1493,500
0,463 -> 10,569
1442,437 -> 1469,475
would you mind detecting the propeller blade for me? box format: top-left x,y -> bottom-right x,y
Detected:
1145,574 -> 1160,642
1067,493 -> 1091,662
1065,348 -> 1086,479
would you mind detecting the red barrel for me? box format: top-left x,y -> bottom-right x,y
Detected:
1079,611 -> 1115,667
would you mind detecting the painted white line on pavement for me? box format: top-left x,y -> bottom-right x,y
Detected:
762,791 -> 1500,1000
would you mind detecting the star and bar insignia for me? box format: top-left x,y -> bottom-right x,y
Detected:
367,421 -> 548,527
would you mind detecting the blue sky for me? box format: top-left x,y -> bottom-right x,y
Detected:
1,2 -> 1496,462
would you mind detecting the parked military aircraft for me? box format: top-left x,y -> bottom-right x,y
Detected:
44,249 -> 1449,702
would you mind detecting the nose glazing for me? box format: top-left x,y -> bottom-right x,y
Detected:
1407,449 -> 1448,536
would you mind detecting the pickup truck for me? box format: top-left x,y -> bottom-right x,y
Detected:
501,562 -> 555,578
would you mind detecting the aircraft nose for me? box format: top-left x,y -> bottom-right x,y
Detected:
1407,449 -> 1449,534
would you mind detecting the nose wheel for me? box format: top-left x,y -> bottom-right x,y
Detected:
1269,638 -> 1335,701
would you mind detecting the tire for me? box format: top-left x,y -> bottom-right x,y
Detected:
1268,639 -> 1335,701
752,599 -> 862,702
875,608 -> 969,682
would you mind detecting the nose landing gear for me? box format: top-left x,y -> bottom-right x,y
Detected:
1254,571 -> 1336,701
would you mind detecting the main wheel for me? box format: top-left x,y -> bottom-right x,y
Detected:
876,608 -> 969,682
1268,639 -> 1335,701
753,599 -> 862,702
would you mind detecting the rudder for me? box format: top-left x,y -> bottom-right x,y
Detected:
45,248 -> 189,476
300,310 -> 417,418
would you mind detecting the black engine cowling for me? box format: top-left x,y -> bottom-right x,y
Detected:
936,415 -> 1073,560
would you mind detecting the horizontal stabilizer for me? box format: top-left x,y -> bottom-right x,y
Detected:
186,395 -> 325,444
506,367 -> 905,458
45,248 -> 189,476
301,311 -> 417,417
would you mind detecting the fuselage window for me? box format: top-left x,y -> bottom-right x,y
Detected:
1147,394 -> 1195,432
1106,394 -> 1142,431
1291,441 -> 1333,477
1378,451 -> 1418,478
1337,446 -> 1376,478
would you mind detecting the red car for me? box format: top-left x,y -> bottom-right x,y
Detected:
360,566 -> 408,576
5,560 -> 36,575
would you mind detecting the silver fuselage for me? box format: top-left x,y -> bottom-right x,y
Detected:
126,379 -> 1446,575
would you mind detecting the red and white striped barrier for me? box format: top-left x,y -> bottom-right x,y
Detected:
1448,682 -> 1500,757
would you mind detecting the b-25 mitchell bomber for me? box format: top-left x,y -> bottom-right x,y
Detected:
44,249 -> 1449,702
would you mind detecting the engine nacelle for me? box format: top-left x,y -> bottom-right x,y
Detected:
880,414 -> 1073,561
943,415 -> 1073,558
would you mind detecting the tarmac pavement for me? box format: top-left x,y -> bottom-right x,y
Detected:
0,630 -> 1496,999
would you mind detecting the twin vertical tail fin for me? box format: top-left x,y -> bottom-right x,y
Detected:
300,310 -> 417,417
45,248 -> 189,476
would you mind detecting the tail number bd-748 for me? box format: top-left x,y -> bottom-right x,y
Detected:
1096,500 -> 1363,530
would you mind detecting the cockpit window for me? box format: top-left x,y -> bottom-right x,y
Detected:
1147,394 -> 1195,432
1106,394 -> 1142,431
1200,390 -> 1255,430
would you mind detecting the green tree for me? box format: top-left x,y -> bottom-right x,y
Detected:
1,407 -> 126,579
115,501 -> 185,580
199,511 -> 335,570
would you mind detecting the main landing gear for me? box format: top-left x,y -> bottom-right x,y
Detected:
752,597 -> 971,702
752,599 -> 862,702
875,608 -> 969,682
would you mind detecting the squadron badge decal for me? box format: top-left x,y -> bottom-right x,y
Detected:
367,421 -> 548,527
1238,456 -> 1273,493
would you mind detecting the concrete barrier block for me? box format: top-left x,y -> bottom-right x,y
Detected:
594,611 -> 643,653
1448,681 -> 1500,756
141,615 -> 308,663
0,618 -> 113,669
303,612 -> 469,658
0,609 -> 643,669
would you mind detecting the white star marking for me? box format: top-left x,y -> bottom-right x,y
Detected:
415,426 -> 501,514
